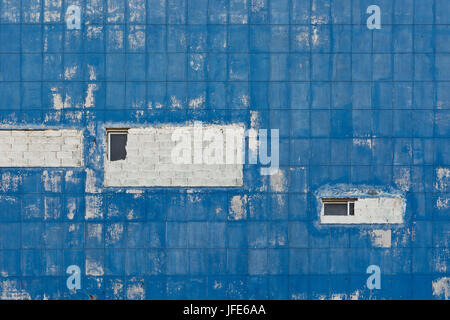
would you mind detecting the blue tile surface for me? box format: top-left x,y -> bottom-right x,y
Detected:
0,0 -> 448,300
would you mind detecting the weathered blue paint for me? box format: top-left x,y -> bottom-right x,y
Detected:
0,0 -> 449,300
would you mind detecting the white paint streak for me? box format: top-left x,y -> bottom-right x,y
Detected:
270,169 -> 286,192
432,277 -> 450,300
84,84 -> 98,108
85,168 -> 101,193
229,195 -> 248,220
436,168 -> 450,192
51,87 -> 64,110
311,26 -> 320,46
394,168 -> 411,192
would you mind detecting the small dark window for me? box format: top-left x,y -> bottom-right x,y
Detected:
322,198 -> 357,216
349,202 -> 355,215
324,203 -> 348,216
108,130 -> 128,161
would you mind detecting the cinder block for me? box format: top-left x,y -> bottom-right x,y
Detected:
0,130 -> 83,167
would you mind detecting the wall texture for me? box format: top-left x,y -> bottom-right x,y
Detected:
0,0 -> 449,300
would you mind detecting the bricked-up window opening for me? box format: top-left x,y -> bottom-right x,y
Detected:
108,130 -> 128,161
0,129 -> 83,167
322,198 -> 357,216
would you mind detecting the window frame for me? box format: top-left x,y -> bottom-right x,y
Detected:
106,128 -> 129,161
322,198 -> 357,217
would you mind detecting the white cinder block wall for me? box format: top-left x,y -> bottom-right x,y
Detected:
0,130 -> 83,167
104,125 -> 244,187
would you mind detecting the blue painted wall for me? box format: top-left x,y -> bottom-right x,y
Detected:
0,0 -> 449,299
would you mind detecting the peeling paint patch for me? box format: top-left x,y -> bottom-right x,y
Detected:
170,96 -> 183,108
51,87 -> 64,110
189,54 -> 204,72
66,198 -> 77,220
126,279 -> 145,300
434,249 -> 449,273
126,209 -> 137,220
42,170 -> 62,193
353,138 -> 373,149
0,280 -> 31,300
250,111 -> 260,129
85,258 -> 104,276
125,189 -> 145,195
0,172 -> 20,193
311,26 -> 320,46
64,66 -> 78,80
84,84 -> 98,108
250,0 -> 265,13
239,95 -> 250,108
291,293 -> 307,300
111,280 -> 124,297
369,229 -> 392,248
229,195 -> 248,220
295,29 -> 309,47
269,227 -> 286,247
436,195 -> 450,209
270,169 -> 286,192
85,195 -> 103,220
86,26 -> 102,40
330,293 -> 347,300
394,167 -> 411,192
436,168 -> 450,192
85,168 -> 102,193
87,65 -> 97,81
88,224 -> 103,244
188,95 -> 205,109
349,290 -> 361,300
44,196 -> 61,220
128,26 -> 146,51
213,280 -> 223,289
44,111 -> 62,123
311,3 -> 330,25
187,194 -> 201,203
107,1 -> 124,23
107,223 -> 123,243
432,277 -> 450,300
